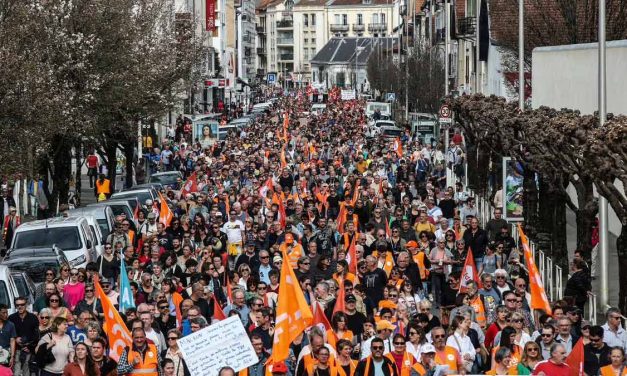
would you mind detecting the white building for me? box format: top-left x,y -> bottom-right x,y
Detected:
293,0 -> 327,85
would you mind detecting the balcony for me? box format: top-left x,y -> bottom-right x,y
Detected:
279,53 -> 294,61
256,25 -> 266,33
458,17 -> 476,36
330,24 -> 349,32
353,23 -> 365,32
368,23 -> 387,32
257,47 -> 267,54
276,19 -> 293,28
277,38 -> 294,45
257,68 -> 266,76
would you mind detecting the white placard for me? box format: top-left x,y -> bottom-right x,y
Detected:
177,315 -> 259,376
341,90 -> 356,100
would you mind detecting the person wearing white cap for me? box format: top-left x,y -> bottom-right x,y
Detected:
410,344 -> 437,376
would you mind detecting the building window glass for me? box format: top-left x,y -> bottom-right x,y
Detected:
311,14 -> 316,26
304,14 -> 308,27
357,14 -> 363,25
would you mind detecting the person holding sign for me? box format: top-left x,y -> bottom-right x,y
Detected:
117,328 -> 163,376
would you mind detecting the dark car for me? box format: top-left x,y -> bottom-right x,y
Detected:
3,246 -> 69,285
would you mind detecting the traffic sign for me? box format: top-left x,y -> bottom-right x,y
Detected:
439,104 -> 451,118
267,73 -> 276,84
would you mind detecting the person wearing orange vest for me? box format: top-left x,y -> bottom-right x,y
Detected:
466,281 -> 487,329
431,327 -> 465,375
385,334 -> 417,376
406,242 -> 430,293
117,327 -> 162,376
303,347 -> 342,376
280,232 -> 303,268
355,338 -> 399,376
95,173 -> 112,199
410,344 -> 437,376
600,347 -> 627,376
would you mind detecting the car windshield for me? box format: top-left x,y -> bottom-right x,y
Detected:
0,282 -> 9,307
382,128 -> 403,137
14,227 -> 82,250
96,219 -> 109,238
113,191 -> 152,204
8,260 -> 60,284
150,174 -> 179,185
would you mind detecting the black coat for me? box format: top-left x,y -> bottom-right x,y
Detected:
564,270 -> 592,304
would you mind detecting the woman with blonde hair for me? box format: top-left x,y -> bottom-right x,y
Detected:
515,341 -> 542,375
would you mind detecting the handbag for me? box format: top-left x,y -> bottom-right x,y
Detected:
35,334 -> 56,368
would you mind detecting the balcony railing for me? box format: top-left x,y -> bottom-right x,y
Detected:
257,68 -> 266,76
279,53 -> 294,61
257,47 -> 266,54
277,38 -> 294,45
458,17 -> 476,36
256,25 -> 266,33
352,23 -> 365,32
276,19 -> 293,28
330,24 -> 349,32
368,23 -> 387,32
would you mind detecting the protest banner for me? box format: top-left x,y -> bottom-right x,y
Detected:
177,315 -> 258,376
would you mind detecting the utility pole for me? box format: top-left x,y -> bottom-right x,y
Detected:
518,0 -> 524,110
444,0 -> 449,96
475,0 -> 480,93
598,0 -> 609,311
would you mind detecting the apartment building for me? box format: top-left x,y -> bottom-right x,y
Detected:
258,0 -> 401,86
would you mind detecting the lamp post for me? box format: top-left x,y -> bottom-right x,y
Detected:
598,0 -> 609,310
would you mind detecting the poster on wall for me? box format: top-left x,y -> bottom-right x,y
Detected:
502,157 -> 524,221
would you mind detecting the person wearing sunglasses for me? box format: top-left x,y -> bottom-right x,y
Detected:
62,268 -> 85,312
47,292 -> 70,320
516,342 -> 542,374
354,337 -> 399,376
8,296 -> 38,375
431,326 -> 463,374
385,334 -> 417,376
162,329 -> 189,376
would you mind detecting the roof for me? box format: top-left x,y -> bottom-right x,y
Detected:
294,0 -> 328,7
19,217 -> 86,228
329,0 -> 395,6
311,37 -> 399,66
257,0 -> 283,10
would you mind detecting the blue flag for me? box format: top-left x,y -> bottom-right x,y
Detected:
118,258 -> 135,312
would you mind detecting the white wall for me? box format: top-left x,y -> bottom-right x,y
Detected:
532,40 -> 627,115
532,40 -> 627,238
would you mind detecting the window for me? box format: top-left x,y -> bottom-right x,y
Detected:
304,49 -> 309,60
311,14 -> 316,26
372,14 -> 379,23
357,14 -> 363,25
342,14 -> 348,25
334,14 -> 341,24
14,228 -> 82,250
311,38 -> 316,44
304,14 -> 308,27
380,13 -> 386,24
304,38 -> 309,44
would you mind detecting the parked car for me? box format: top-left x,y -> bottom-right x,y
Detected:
3,246 -> 69,285
11,217 -> 98,268
149,171 -> 182,189
0,264 -> 37,314
112,188 -> 158,207
89,199 -> 138,232
67,205 -> 115,241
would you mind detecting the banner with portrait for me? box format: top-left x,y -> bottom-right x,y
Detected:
502,157 -> 524,221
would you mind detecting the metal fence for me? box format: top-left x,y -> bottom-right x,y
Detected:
469,190 -> 564,302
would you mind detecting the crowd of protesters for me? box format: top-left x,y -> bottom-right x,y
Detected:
1,91 -> 625,376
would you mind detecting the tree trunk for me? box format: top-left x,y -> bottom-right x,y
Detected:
523,166 -> 540,238
122,140 -> 135,189
552,188 -> 568,270
105,142 -> 118,192
50,135 -> 73,211
74,141 -> 82,207
574,178 -> 597,258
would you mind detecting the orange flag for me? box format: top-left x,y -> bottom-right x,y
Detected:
212,294 -> 226,321
394,137 -> 403,157
518,224 -> 552,315
94,276 -> 131,362
333,280 -> 346,315
280,145 -> 287,169
347,237 -> 357,274
312,300 -> 331,331
268,248 -> 314,363
336,203 -> 347,234
172,291 -> 184,328
565,338 -> 584,376
459,247 -> 482,293
158,192 -> 173,226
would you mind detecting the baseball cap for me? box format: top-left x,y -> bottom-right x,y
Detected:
272,362 -> 288,374
406,240 -> 418,249
421,344 -> 436,354
345,294 -> 357,303
376,320 -> 396,332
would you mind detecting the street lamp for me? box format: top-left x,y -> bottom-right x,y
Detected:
598,0 -> 609,311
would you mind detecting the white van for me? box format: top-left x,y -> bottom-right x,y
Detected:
0,265 -> 36,314
11,217 -> 98,268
